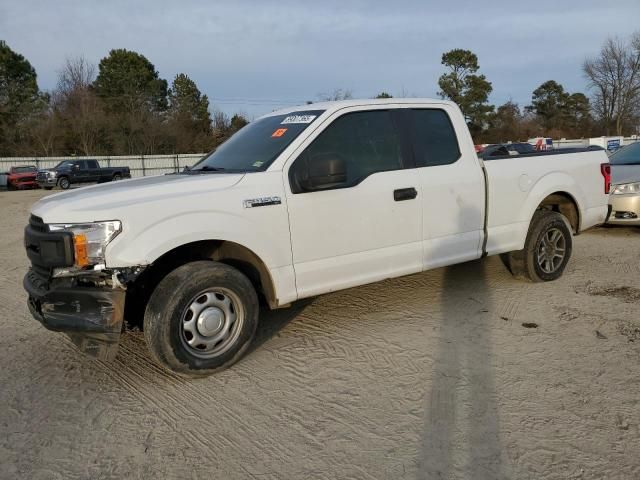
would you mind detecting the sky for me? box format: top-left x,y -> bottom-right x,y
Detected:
1,0 -> 639,119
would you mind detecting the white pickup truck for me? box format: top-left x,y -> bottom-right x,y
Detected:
23,99 -> 611,376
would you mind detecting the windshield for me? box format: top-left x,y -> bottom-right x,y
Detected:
55,160 -> 75,168
610,142 -> 640,165
11,166 -> 36,173
189,110 -> 324,173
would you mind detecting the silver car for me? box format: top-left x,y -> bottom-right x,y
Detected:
608,142 -> 640,226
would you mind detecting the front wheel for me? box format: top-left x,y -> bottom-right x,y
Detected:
501,210 -> 573,282
144,261 -> 259,377
57,177 -> 70,189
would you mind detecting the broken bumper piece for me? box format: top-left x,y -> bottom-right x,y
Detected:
24,271 -> 125,361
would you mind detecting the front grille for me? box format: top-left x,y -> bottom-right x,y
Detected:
29,215 -> 48,233
24,215 -> 74,281
26,216 -> 53,287
36,172 -> 48,181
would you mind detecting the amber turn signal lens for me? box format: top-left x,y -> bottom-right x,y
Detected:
73,234 -> 89,267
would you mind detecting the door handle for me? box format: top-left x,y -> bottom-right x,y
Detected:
394,187 -> 418,201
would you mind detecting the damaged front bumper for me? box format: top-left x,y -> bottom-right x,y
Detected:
24,269 -> 126,361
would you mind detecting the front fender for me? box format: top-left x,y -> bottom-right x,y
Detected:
105,210 -> 291,270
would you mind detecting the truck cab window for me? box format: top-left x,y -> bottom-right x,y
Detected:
290,110 -> 403,193
411,109 -> 461,167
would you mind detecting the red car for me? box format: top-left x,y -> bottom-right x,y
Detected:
7,165 -> 38,190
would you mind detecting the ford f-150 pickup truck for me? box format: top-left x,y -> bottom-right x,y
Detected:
36,159 -> 131,190
23,99 -> 611,376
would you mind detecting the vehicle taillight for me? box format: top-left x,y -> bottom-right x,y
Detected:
601,163 -> 611,194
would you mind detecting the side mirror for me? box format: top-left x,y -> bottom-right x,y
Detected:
297,153 -> 347,191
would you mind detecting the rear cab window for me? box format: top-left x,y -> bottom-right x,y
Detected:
410,109 -> 461,167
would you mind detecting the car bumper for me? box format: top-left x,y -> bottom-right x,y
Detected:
607,194 -> 640,226
36,177 -> 57,187
9,180 -> 38,189
24,270 -> 125,361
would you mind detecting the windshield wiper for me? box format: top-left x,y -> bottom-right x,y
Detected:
193,165 -> 226,172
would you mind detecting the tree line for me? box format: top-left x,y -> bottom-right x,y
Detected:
0,45 -> 248,157
432,32 -> 640,143
1,32 -> 639,157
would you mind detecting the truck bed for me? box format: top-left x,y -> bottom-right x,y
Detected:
482,149 -> 610,255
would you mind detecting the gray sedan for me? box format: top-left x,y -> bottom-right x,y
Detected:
608,142 -> 640,226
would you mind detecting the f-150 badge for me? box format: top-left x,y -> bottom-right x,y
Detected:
243,196 -> 282,208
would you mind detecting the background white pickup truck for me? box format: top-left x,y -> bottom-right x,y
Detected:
24,99 -> 610,376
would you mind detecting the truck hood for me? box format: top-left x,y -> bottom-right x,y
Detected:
9,172 -> 37,179
32,173 -> 245,223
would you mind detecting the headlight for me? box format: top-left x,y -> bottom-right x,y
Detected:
49,221 -> 122,267
611,182 -> 640,195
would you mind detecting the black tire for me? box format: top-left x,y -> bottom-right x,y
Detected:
7,183 -> 15,191
143,261 -> 259,377
112,173 -> 122,181
502,210 -> 573,282
57,176 -> 70,189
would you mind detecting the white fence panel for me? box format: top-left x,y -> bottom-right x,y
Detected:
0,154 -> 207,180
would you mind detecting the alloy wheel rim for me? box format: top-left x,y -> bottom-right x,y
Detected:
536,227 -> 566,274
179,288 -> 244,358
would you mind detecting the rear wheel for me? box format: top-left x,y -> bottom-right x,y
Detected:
112,173 -> 122,181
144,261 -> 259,377
501,210 -> 573,282
57,177 -> 70,189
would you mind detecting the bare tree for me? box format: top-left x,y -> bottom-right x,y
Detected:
318,88 -> 353,101
583,32 -> 640,135
29,110 -> 60,156
56,56 -> 96,97
53,56 -> 107,154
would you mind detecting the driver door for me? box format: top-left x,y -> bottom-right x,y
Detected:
72,160 -> 88,182
284,108 -> 423,299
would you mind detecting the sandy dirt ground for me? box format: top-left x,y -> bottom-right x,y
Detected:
1,188 -> 639,480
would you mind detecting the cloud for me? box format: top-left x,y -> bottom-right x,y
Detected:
1,0 -> 639,117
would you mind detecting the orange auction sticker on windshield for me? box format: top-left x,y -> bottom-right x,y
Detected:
271,128 -> 287,138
